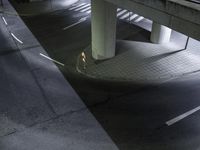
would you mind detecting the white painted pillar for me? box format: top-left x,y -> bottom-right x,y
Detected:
150,22 -> 172,44
91,0 -> 117,60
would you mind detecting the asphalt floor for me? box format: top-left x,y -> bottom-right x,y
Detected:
0,1 -> 118,150
1,0 -> 200,150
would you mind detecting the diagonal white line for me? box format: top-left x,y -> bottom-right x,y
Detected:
63,17 -> 87,30
134,16 -> 144,23
166,106 -> 200,126
80,6 -> 91,12
120,12 -> 130,20
86,10 -> 91,14
75,4 -> 90,11
2,16 -> 8,25
69,3 -> 86,10
117,8 -> 122,12
11,33 -> 23,44
39,53 -> 65,66
129,14 -> 138,21
117,10 -> 127,17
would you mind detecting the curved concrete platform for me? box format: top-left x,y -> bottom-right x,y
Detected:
77,40 -> 200,84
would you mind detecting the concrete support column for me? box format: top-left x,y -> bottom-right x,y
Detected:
150,22 -> 172,44
91,0 -> 117,60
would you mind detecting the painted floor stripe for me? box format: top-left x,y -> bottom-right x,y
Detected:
120,12 -> 130,20
75,4 -> 90,11
117,10 -> 127,17
86,10 -> 91,14
68,4 -> 146,23
129,14 -> 138,21
166,106 -> 200,126
39,53 -> 65,66
2,16 -> 8,25
134,16 -> 144,23
11,33 -> 23,44
117,8 -> 122,12
80,6 -> 91,12
69,3 -> 86,10
63,17 -> 87,30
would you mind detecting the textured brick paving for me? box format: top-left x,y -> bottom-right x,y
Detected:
77,40 -> 200,83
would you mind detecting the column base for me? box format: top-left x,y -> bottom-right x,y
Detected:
151,22 -> 172,44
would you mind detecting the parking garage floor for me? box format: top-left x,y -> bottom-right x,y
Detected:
1,0 -> 200,150
0,1 -> 118,150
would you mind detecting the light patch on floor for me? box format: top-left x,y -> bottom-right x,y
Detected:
77,40 -> 200,83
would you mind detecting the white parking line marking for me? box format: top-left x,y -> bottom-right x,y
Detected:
69,3 -> 86,10
117,8 -> 122,12
86,10 -> 91,14
2,16 -> 8,25
117,10 -> 127,17
75,4 -> 90,11
63,17 -> 87,30
68,3 -> 146,23
166,106 -> 200,126
11,33 -> 23,44
134,16 -> 144,23
39,53 -> 65,66
80,6 -> 91,12
129,14 -> 138,21
120,12 -> 130,20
